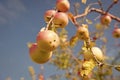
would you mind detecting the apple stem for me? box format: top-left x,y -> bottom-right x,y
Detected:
105,0 -> 118,14
45,10 -> 58,30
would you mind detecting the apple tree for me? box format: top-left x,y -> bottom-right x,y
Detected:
28,0 -> 120,80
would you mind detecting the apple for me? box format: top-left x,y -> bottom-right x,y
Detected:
112,28 -> 120,38
44,10 -> 56,22
53,12 -> 69,28
36,30 -> 60,51
100,14 -> 112,26
76,26 -> 89,41
56,0 -> 70,12
29,43 -> 53,64
91,47 -> 104,61
84,47 -> 104,61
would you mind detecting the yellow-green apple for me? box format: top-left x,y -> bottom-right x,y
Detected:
29,43 -> 52,64
84,47 -> 104,61
56,0 -> 70,12
53,12 -> 69,28
36,30 -> 60,51
112,28 -> 120,38
76,26 -> 89,41
100,14 -> 112,26
44,10 -> 56,22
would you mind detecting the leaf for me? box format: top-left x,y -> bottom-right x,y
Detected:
28,66 -> 35,76
82,0 -> 87,4
82,24 -> 88,28
100,37 -> 108,43
81,60 -> 95,76
70,35 -> 78,46
86,19 -> 93,24
95,23 -> 103,30
27,42 -> 33,48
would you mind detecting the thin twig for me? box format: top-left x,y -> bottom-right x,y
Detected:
106,0 -> 119,13
74,8 -> 120,22
97,0 -> 104,11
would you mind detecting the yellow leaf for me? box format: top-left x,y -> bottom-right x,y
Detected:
28,66 -> 35,76
82,0 -> 87,4
95,23 -> 103,30
70,35 -> 78,46
27,42 -> 33,48
86,19 -> 93,24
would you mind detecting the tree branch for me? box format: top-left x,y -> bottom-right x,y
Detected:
74,8 -> 120,22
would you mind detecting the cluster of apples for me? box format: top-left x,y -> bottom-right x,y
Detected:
29,30 -> 60,64
44,0 -> 70,28
28,0 -> 70,64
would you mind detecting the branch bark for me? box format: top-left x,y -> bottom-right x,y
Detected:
74,8 -> 120,22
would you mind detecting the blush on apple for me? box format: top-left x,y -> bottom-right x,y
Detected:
29,43 -> 53,64
56,0 -> 70,12
53,12 -> 69,28
112,28 -> 120,38
100,14 -> 112,26
36,30 -> 60,51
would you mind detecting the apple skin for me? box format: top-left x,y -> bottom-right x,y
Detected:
84,47 -> 104,61
112,28 -> 120,38
53,12 -> 69,28
76,26 -> 89,41
29,43 -> 53,64
56,0 -> 70,12
100,14 -> 112,26
44,10 -> 56,22
36,30 -> 60,51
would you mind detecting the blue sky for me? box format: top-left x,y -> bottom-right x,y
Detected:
0,0 -> 120,80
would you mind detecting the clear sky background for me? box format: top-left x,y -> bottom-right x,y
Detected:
0,0 -> 120,80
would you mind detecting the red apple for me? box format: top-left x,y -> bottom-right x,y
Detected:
53,12 -> 69,28
36,30 -> 60,51
56,0 -> 70,12
112,28 -> 120,38
76,26 -> 89,41
29,43 -> 53,64
100,14 -> 112,26
44,10 -> 56,22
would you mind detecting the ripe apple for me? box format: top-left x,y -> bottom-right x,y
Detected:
53,12 -> 69,28
84,47 -> 104,61
36,30 -> 60,51
29,43 -> 53,64
100,14 -> 112,26
91,47 -> 104,61
76,26 -> 89,41
112,28 -> 120,38
56,0 -> 70,12
44,10 -> 56,22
